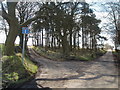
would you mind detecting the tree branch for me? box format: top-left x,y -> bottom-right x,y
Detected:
21,15 -> 46,27
0,2 -> 11,24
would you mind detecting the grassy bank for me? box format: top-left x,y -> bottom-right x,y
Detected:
0,44 -> 38,88
112,50 -> 120,68
33,46 -> 106,61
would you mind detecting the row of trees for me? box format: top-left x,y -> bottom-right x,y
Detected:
31,2 -> 103,57
0,1 -> 104,57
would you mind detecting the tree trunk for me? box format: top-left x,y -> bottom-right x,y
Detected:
61,35 -> 70,58
53,37 -> 56,49
2,2 -> 19,55
56,37 -> 61,49
51,35 -> 54,49
39,32 -> 41,46
77,31 -> 80,50
69,31 -> 72,51
42,29 -> 44,47
90,35 -> 92,49
5,20 -> 19,55
81,16 -> 84,49
45,30 -> 49,51
73,32 -> 76,49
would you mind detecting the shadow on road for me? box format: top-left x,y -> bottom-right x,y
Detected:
34,72 -> 119,81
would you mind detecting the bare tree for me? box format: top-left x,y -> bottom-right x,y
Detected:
103,1 -> 120,50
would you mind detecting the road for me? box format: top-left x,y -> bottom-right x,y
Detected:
22,49 -> 119,88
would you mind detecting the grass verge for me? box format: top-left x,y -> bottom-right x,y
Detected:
112,50 -> 120,69
0,44 -> 38,88
33,46 -> 106,61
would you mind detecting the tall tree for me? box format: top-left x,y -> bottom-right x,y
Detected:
1,2 -> 19,55
0,1 -> 45,55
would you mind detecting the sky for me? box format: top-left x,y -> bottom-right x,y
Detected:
0,0 -> 119,46
85,0 -> 119,46
86,0 -> 119,3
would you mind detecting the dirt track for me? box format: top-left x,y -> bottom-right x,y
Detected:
22,49 -> 119,88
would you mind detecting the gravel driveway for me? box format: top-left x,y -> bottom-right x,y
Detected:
22,49 -> 119,88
